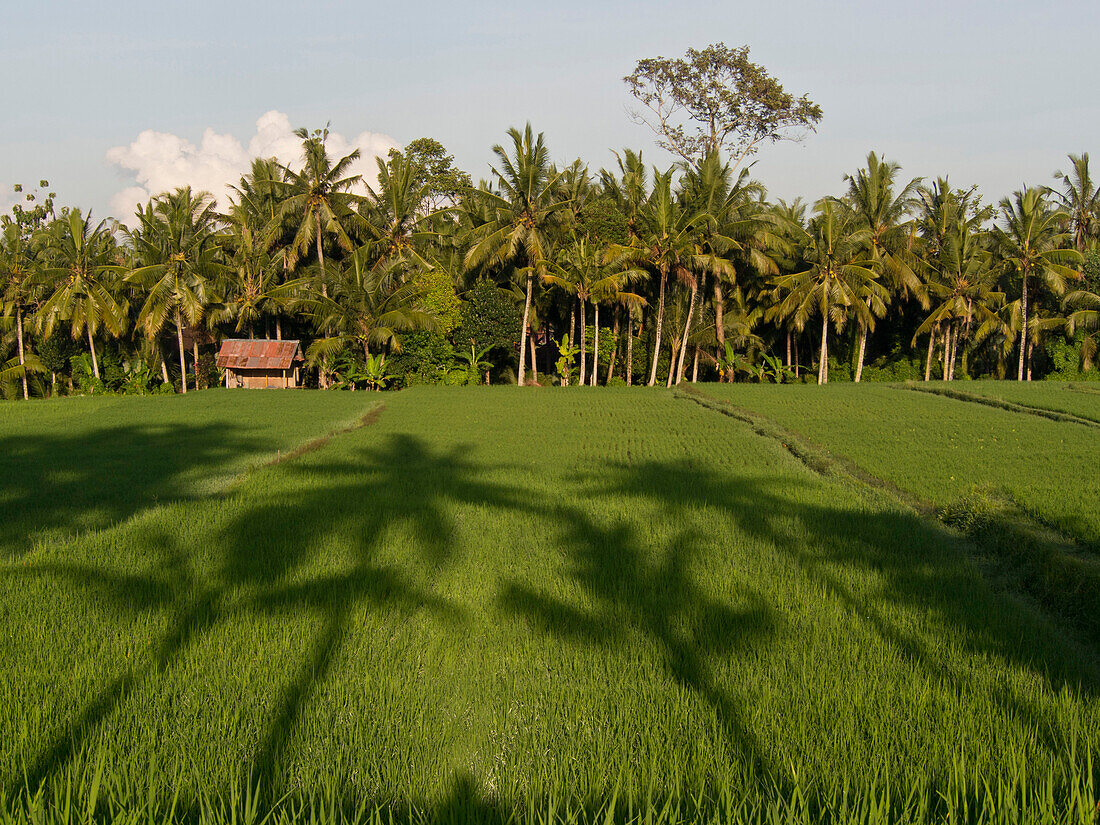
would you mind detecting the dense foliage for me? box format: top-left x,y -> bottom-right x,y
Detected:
3,44 -> 1098,398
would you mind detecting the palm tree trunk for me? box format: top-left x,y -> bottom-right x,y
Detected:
161,347 -> 170,385
193,341 -> 200,388
675,277 -> 698,385
626,314 -> 634,386
529,332 -> 538,384
568,303 -> 575,351
591,303 -> 600,386
818,310 -> 829,385
925,327 -> 936,381
854,321 -> 867,383
793,333 -> 800,378
666,334 -> 679,387
1017,270 -> 1028,380
86,325 -> 100,381
16,309 -> 28,400
786,331 -> 792,371
714,280 -> 725,366
517,271 -> 533,386
315,213 -> 328,300
176,311 -> 187,394
692,346 -> 700,382
607,309 -> 620,381
946,324 -> 955,381
276,315 -> 282,341
648,267 -> 668,387
943,323 -> 950,380
578,299 -> 587,386
1027,341 -> 1033,381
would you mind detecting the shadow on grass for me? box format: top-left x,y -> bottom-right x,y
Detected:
4,433 -> 527,799
0,422 -> 274,559
4,432 -> 1098,808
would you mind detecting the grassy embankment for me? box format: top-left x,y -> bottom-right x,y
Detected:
0,386 -> 1097,824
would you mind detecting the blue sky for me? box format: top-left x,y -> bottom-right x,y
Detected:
2,0 -> 1098,219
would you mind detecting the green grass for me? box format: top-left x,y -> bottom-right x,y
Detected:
694,381 -> 1100,551
915,380 -> 1100,425
1,387 -> 1098,823
0,389 -> 373,559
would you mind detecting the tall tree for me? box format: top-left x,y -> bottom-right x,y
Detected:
843,152 -> 924,381
770,199 -> 884,384
34,210 -> 126,382
275,125 -> 363,295
609,169 -> 720,386
126,187 -> 224,393
465,124 -> 569,386
306,246 -> 437,367
625,43 -> 822,166
913,222 -> 1002,381
0,181 -> 55,399
992,188 -> 1081,380
1050,153 -> 1100,253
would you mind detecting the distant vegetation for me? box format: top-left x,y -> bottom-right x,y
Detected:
1,385 -> 1098,823
4,42 -> 1099,398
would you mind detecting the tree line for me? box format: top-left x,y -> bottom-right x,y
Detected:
3,45 -> 1099,398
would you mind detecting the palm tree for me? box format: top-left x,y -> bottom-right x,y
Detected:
843,152 -> 924,381
34,210 -> 126,382
221,201 -> 303,339
359,150 -> 438,270
305,246 -> 438,371
1050,153 -> 1100,253
275,126 -> 363,295
465,124 -> 569,386
678,152 -> 776,384
610,168 -> 720,386
991,188 -> 1081,380
770,199 -> 884,384
1064,286 -> 1100,370
126,187 -> 224,393
913,223 -> 1002,380
0,224 -> 38,400
545,237 -> 599,385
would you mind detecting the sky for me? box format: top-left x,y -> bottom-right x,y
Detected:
2,0 -> 1099,221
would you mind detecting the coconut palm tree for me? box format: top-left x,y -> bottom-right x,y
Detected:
1050,153 -> 1100,253
0,224 -> 39,400
306,245 -> 438,369
358,150 -> 438,271
609,168 -> 722,386
465,124 -> 569,386
913,223 -> 1003,380
843,152 -> 924,381
275,126 -> 363,295
126,187 -> 225,393
545,237 -> 600,385
34,210 -> 126,382
678,151 -> 776,383
769,199 -> 885,384
991,188 -> 1081,380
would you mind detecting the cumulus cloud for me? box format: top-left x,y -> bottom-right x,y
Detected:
106,111 -> 400,222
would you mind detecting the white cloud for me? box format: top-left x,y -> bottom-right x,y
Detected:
106,111 -> 399,223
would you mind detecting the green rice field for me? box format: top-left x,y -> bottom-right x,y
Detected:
0,385 -> 1098,824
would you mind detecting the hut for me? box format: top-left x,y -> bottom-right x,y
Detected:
216,339 -> 304,388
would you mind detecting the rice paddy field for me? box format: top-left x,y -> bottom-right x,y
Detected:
0,385 -> 1098,824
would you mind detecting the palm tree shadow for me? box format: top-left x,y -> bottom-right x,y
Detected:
212,433 -> 534,791
597,458 -> 1100,756
0,422 -> 274,559
6,433 -> 532,800
500,509 -> 781,785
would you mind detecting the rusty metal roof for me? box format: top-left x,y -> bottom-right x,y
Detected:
216,339 -> 303,370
